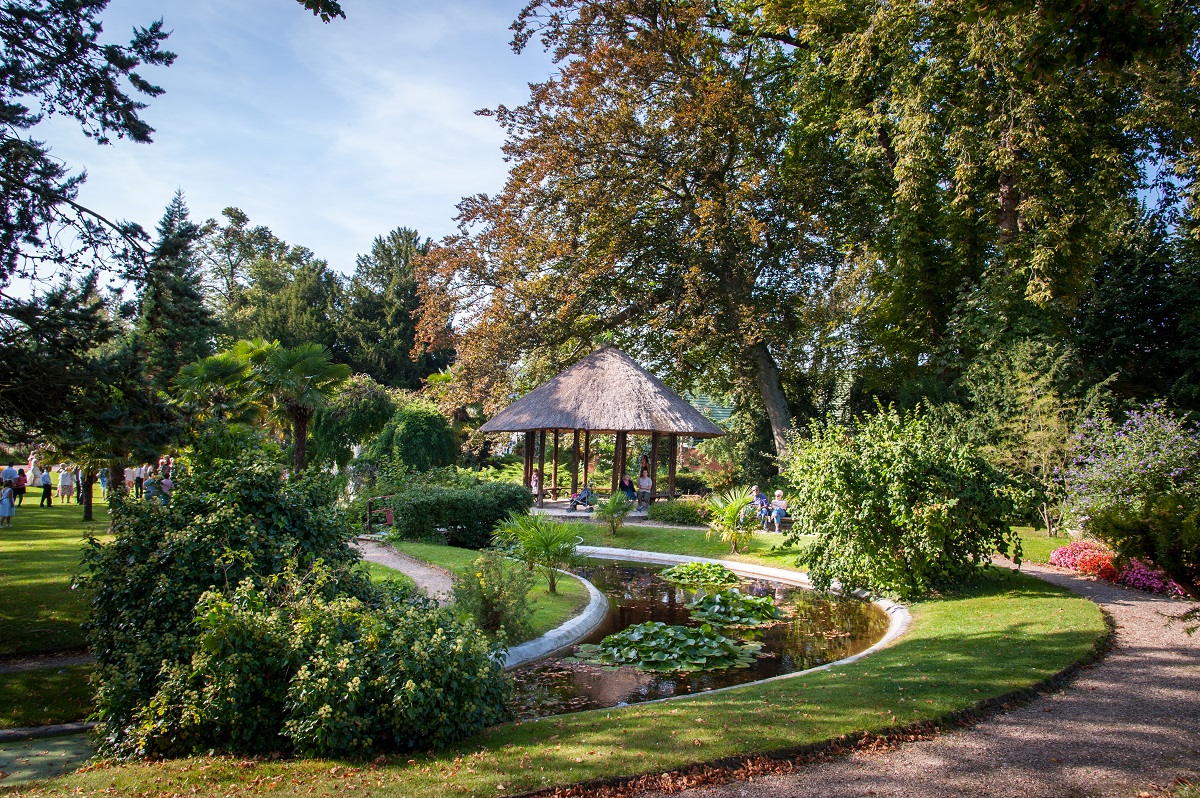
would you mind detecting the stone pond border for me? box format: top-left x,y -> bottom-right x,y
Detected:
503,546 -> 911,694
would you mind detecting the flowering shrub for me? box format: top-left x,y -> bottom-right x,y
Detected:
1118,559 -> 1187,597
1048,540 -> 1113,571
1075,550 -> 1119,581
451,550 -> 534,642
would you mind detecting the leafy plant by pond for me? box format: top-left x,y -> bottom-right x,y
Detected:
659,561 -> 741,591
687,589 -> 782,626
574,621 -> 761,672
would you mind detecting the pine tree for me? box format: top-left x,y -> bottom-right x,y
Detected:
136,191 -> 216,392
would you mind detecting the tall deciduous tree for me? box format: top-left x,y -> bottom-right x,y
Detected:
135,191 -> 215,392
418,0 -> 838,454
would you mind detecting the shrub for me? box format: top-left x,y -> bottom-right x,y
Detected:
782,404 -> 1023,600
388,482 -> 532,548
128,570 -> 509,758
452,551 -> 535,642
1118,559 -> 1186,596
705,486 -> 757,554
495,513 -> 582,594
1075,549 -> 1119,581
593,493 -> 635,536
573,621 -> 760,672
362,401 -> 458,472
647,497 -> 709,526
1048,539 -> 1113,570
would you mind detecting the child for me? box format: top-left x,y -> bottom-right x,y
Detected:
0,480 -> 14,527
769,490 -> 788,533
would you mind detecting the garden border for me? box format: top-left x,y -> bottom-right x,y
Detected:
503,569 -> 610,669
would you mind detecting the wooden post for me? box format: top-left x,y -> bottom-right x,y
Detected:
650,432 -> 659,503
583,431 -> 591,488
551,431 -> 560,500
668,434 -> 678,497
537,429 -> 546,508
523,431 -> 534,488
571,430 -> 580,495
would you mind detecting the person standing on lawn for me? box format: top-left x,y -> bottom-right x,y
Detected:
159,473 -> 173,505
134,464 -> 145,499
74,466 -> 83,504
57,465 -> 74,503
14,468 -> 26,506
1,462 -> 17,483
39,467 -> 52,507
0,480 -> 14,527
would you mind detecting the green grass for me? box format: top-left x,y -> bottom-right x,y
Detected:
32,567 -> 1106,797
392,542 -> 590,642
576,523 -> 810,572
1012,526 -> 1069,564
0,486 -> 110,657
0,665 -> 93,729
356,560 -> 418,590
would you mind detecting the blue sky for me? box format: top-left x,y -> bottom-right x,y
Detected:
39,0 -> 555,275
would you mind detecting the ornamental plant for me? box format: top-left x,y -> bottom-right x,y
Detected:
451,550 -> 535,642
686,589 -> 782,626
646,497 -> 710,526
782,405 -> 1024,599
1047,539 -> 1113,570
1118,560 -> 1186,597
574,621 -> 760,672
593,492 -> 635,536
495,512 -> 583,593
705,486 -> 758,553
659,561 -> 742,591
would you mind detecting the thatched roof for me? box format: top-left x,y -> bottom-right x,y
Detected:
479,347 -> 725,438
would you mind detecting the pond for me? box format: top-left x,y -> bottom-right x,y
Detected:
509,559 -> 890,719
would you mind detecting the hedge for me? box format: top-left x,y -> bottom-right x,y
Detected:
388,482 -> 532,549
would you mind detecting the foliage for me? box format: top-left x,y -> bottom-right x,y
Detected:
1117,560 -> 1187,597
574,621 -> 760,673
592,493 -> 635,536
1047,540 -> 1113,571
81,446 -> 366,754
362,401 -> 458,472
782,405 -> 1024,600
705,486 -> 758,554
1064,403 -> 1200,599
495,513 -> 582,594
646,497 -> 709,526
308,374 -> 397,468
452,551 -> 535,642
387,482 -> 532,549
659,562 -> 741,591
685,589 -> 782,627
128,568 -> 509,758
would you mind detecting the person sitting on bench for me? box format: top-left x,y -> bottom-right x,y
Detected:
769,490 -> 788,533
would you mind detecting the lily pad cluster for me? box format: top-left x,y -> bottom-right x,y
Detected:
659,562 -> 741,591
687,588 -> 783,626
575,621 -> 761,672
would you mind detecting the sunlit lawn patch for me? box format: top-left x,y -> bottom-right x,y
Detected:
31,568 -> 1106,797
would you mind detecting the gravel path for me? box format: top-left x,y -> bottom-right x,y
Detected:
0,654 -> 93,674
640,563 -> 1200,798
354,539 -> 454,604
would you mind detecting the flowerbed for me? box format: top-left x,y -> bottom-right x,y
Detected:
1049,540 -> 1185,596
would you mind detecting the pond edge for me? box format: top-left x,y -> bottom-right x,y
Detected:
503,570 -> 610,670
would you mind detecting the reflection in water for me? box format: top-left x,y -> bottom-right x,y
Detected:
509,560 -> 889,719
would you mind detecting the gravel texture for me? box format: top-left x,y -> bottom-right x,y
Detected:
0,654 -> 93,675
353,540 -> 453,604
638,563 -> 1200,798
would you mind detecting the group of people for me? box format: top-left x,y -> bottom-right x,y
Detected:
0,454 -> 180,527
751,485 -> 789,533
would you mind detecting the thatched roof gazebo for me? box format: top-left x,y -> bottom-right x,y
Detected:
479,346 -> 724,507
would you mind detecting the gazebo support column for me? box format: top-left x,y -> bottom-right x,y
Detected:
583,432 -> 591,488
523,431 -> 534,488
551,431 -> 560,500
612,431 -> 627,494
668,434 -> 678,497
649,432 -> 660,503
571,431 -> 580,496
537,429 -> 546,508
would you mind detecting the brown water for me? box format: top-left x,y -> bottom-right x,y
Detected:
509,560 -> 889,719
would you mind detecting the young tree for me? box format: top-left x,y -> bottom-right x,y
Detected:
135,191 -> 215,392
258,343 -> 350,473
418,0 -> 840,454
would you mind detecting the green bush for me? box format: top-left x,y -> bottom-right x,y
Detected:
495,513 -> 583,594
452,551 -> 535,642
647,497 -> 709,526
388,482 -> 532,549
705,486 -> 758,554
131,570 -> 509,758
362,401 -> 458,472
782,404 -> 1023,600
593,492 -> 635,536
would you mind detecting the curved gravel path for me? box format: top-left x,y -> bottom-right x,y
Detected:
641,563 -> 1200,798
353,540 -> 453,604
0,654 -> 93,674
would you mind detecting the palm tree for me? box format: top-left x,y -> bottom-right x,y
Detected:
705,486 -> 757,554
174,351 -> 255,425
257,343 -> 350,472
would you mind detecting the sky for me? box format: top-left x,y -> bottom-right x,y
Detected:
38,0 -> 557,276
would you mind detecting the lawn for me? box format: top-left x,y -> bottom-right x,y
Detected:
356,560 -> 418,590
576,523 -> 810,571
391,541 -> 591,641
0,665 -> 93,729
1013,526 -> 1069,564
28,567 -> 1106,797
0,487 -> 110,657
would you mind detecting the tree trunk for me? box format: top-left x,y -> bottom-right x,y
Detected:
81,469 -> 95,522
748,341 -> 793,456
293,412 -> 308,473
